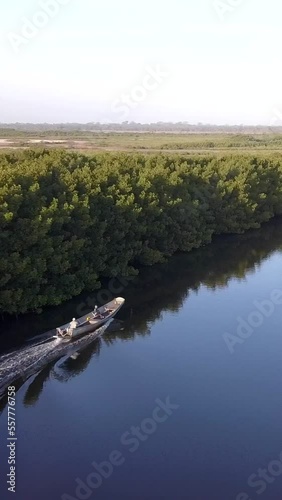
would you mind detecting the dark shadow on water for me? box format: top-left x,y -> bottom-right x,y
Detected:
1,217 -> 282,350
22,338 -> 101,406
0,216 -> 282,407
0,333 -> 104,412
51,337 -> 102,383
110,216 -> 282,339
23,362 -> 55,408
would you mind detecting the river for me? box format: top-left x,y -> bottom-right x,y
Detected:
0,218 -> 282,500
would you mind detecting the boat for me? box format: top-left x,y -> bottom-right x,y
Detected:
55,297 -> 125,340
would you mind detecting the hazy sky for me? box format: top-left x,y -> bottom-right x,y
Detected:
1,0 -> 282,124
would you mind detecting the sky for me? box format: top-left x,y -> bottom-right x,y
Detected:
0,0 -> 282,124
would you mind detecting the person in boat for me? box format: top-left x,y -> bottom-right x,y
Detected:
70,318 -> 78,330
92,305 -> 105,320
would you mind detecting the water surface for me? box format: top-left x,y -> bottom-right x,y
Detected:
1,219 -> 282,500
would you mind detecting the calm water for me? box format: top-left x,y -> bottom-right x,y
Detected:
1,219 -> 282,500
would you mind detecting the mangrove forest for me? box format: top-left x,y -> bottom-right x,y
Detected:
1,149 -> 282,315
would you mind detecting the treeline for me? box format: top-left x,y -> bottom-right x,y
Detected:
1,149 -> 282,315
1,123 -> 282,133
160,134 -> 282,150
3,131 -> 282,152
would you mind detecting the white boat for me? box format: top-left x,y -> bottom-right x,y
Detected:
55,297 -> 125,340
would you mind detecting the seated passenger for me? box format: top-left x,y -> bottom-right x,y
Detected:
70,318 -> 78,329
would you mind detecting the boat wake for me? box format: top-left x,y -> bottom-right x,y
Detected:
0,338 -> 61,396
0,321 -> 112,398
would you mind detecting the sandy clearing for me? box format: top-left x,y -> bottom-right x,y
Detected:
28,139 -> 68,144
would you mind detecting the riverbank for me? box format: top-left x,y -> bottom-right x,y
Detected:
1,149 -> 282,315
1,214 -> 282,499
1,216 -> 282,350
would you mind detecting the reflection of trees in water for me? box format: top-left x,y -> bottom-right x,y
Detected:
103,323 -> 151,345
23,362 -> 55,407
112,217 -> 282,338
1,218 -> 282,409
51,339 -> 101,383
0,338 -> 103,411
2,218 -> 282,347
0,332 -> 105,411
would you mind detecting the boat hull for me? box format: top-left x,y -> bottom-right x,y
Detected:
56,297 -> 125,340
71,314 -> 114,338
